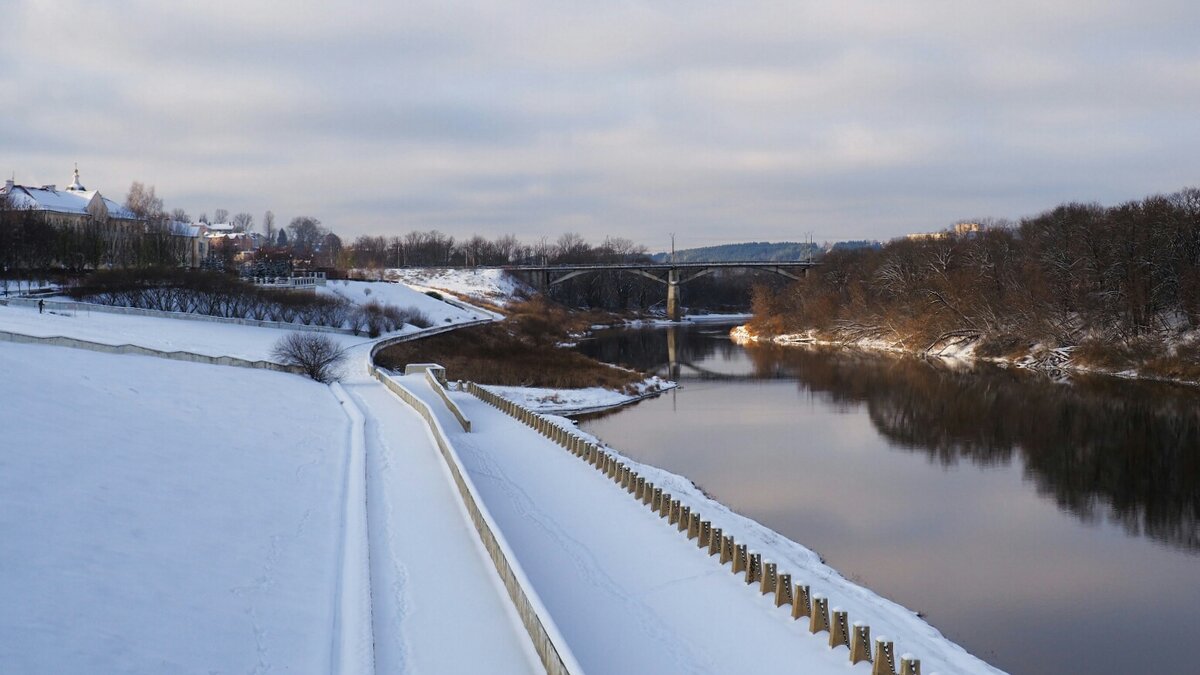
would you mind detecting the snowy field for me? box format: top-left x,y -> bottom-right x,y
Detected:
0,342 -> 349,674
0,302 -> 373,361
0,279 -> 485,365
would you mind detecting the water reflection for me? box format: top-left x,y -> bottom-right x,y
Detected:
577,326 -> 1200,674
580,328 -> 1200,552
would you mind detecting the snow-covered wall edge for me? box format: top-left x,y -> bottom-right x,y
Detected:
424,369 -> 472,432
372,373 -> 584,675
0,329 -> 305,374
3,297 -> 357,335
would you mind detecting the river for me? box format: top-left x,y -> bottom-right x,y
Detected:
574,324 -> 1200,675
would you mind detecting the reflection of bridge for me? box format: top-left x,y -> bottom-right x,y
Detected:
505,261 -> 816,320
653,326 -> 784,381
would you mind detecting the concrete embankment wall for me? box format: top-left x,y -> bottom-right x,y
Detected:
0,330 -> 304,374
3,297 -> 356,335
366,316 -> 580,674
373,373 -> 581,675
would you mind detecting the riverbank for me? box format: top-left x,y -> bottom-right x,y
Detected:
731,324 -> 1200,387
480,376 -> 676,415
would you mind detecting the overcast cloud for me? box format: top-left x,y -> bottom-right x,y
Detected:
3,0 -> 1198,247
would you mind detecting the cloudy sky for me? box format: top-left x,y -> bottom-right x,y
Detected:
3,1 -> 1198,248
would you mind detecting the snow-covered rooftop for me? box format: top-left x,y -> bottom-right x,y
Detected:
1,182 -> 136,220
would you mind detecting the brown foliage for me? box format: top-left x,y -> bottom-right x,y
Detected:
377,298 -> 646,389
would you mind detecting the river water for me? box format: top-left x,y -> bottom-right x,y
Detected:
575,324 -> 1200,675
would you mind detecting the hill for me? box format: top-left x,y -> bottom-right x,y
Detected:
650,241 -> 821,263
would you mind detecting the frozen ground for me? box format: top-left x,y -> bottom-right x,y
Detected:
406,377 -> 1004,675
0,342 -> 349,674
483,376 -> 675,415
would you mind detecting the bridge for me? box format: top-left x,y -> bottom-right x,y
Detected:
504,261 -> 816,320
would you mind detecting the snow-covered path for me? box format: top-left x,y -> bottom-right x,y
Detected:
412,378 -> 872,675
342,379 -> 540,675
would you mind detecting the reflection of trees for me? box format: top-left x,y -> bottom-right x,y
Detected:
744,345 -> 1200,552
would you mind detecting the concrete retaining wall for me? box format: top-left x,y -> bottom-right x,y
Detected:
4,297 -> 356,335
373,371 -> 580,675
424,369 -> 472,432
0,330 -> 304,374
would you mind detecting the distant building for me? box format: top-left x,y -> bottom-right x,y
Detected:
905,222 -> 983,242
168,221 -> 209,268
0,166 -> 139,227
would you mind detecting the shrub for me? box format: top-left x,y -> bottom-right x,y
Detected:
271,332 -> 347,383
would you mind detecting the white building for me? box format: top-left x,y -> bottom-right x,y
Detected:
0,166 -> 138,227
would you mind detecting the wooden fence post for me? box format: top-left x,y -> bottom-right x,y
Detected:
699,521 -> 712,548
687,512 -> 700,539
850,623 -> 872,664
829,609 -> 850,649
899,656 -> 920,675
732,544 -> 747,574
760,562 -> 777,596
775,573 -> 792,607
676,504 -> 690,530
810,595 -> 830,634
872,639 -> 896,675
792,584 -> 811,620
746,552 -> 761,585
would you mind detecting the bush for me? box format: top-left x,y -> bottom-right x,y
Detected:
271,332 -> 347,383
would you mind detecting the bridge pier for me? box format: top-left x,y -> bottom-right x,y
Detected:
666,268 -> 681,321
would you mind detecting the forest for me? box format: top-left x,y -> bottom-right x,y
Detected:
747,188 -> 1200,379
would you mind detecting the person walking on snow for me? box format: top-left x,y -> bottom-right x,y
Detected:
38,299 -> 44,314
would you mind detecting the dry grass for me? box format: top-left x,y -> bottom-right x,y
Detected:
376,298 -> 646,390
1074,337 -> 1200,382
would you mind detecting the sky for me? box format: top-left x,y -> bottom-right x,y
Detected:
3,0 -> 1199,249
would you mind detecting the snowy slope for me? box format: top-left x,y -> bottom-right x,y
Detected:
320,279 -> 495,323
0,343 -> 349,674
0,302 -> 374,361
380,268 -> 528,307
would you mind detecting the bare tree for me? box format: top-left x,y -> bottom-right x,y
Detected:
232,212 -> 254,233
125,182 -> 164,220
287,216 -> 325,254
213,208 -> 229,224
262,210 -> 275,247
271,332 -> 347,383
170,208 -> 190,223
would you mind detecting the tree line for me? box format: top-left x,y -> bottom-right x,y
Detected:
748,187 -> 1200,370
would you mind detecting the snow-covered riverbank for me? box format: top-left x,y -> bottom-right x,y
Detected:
479,376 -> 676,415
732,324 -> 1200,387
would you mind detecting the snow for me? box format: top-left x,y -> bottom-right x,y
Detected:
0,342 -> 349,673
404,378 -> 1004,675
0,305 -> 537,674
338,378 -> 540,674
482,376 -> 676,415
0,301 -> 374,362
377,267 -> 529,308
319,279 -> 496,323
